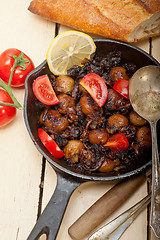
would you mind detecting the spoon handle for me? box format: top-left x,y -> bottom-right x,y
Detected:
150,121 -> 160,238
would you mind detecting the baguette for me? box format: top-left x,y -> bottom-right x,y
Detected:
28,0 -> 160,42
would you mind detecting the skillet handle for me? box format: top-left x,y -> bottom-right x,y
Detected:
27,171 -> 81,240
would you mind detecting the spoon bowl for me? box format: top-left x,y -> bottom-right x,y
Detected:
129,66 -> 160,121
129,65 -> 160,238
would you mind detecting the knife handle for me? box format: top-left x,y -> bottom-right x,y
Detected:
68,174 -> 146,240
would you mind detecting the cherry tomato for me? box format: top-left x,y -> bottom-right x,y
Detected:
0,89 -> 16,127
38,128 -> 64,158
0,48 -> 35,87
80,73 -> 108,107
103,133 -> 129,151
113,79 -> 129,99
33,75 -> 59,105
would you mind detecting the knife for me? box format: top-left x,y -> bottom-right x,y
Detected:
68,170 -> 151,240
88,193 -> 151,240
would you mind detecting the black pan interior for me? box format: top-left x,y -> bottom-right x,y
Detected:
24,39 -> 160,181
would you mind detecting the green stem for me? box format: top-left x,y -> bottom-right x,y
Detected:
0,102 -> 19,108
8,61 -> 16,88
0,78 -> 23,110
0,52 -> 30,110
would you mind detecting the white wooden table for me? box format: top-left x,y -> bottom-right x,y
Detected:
0,1 -> 159,239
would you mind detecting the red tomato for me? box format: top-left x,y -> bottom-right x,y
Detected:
38,128 -> 64,158
33,75 -> 59,105
113,79 -> 129,99
0,89 -> 16,127
0,48 -> 35,87
80,73 -> 108,107
103,133 -> 129,151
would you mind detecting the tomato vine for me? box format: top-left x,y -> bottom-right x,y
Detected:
0,52 -> 31,110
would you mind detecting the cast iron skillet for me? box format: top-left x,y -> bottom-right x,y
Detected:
24,39 -> 160,240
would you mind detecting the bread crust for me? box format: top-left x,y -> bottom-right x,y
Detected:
136,0 -> 160,13
28,0 -> 160,42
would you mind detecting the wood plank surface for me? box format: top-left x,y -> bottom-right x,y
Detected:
0,1 -> 159,240
0,1 -> 55,239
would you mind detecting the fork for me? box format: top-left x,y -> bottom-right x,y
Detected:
88,193 -> 151,240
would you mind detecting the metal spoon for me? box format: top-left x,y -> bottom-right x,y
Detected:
129,65 -> 160,238
88,193 -> 151,240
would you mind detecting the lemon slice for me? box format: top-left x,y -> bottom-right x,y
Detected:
46,31 -> 96,75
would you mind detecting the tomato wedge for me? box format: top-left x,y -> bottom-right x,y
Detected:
113,79 -> 129,99
38,128 -> 64,158
80,73 -> 108,107
103,133 -> 129,151
33,75 -> 59,105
